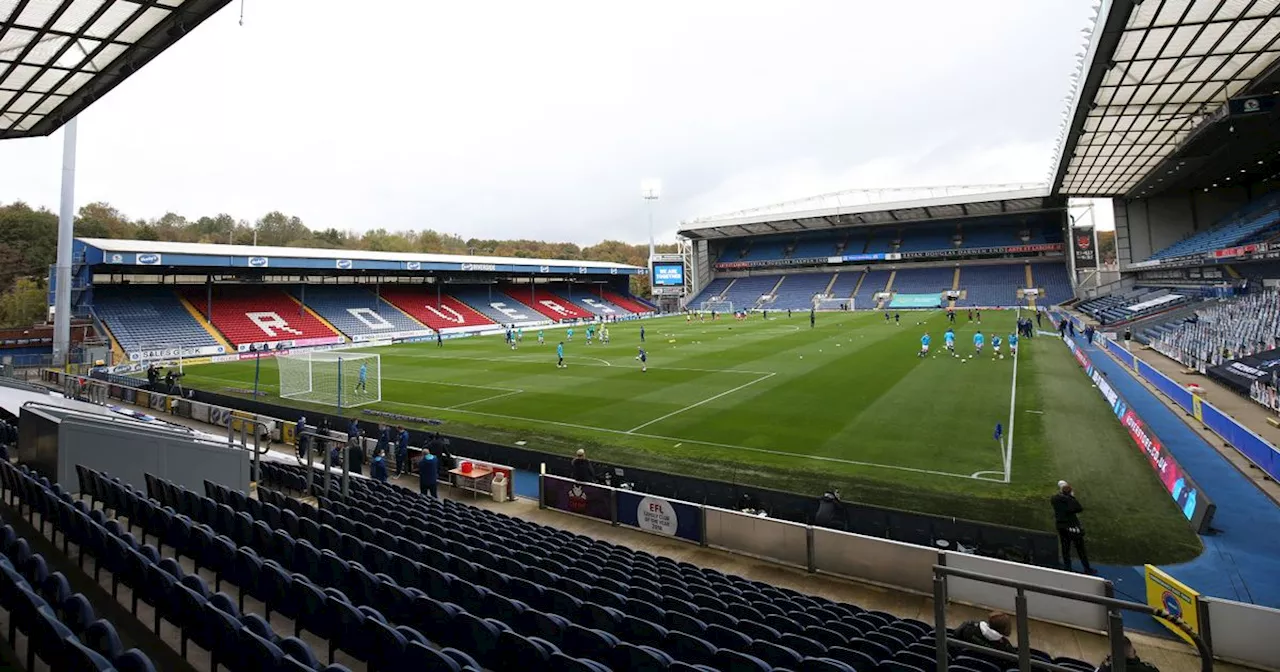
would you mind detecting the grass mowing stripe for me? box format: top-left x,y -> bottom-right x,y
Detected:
180,312 -> 1203,564
625,373 -> 776,433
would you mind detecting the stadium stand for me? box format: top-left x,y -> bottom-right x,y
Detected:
180,287 -> 340,347
503,286 -> 595,321
291,286 -> 428,339
377,286 -> 497,331
548,286 -> 633,318
450,286 -> 544,325
956,265 -> 1026,307
599,289 -> 655,314
719,276 -> 783,310
790,235 -> 838,259
826,272 -> 862,301
771,274 -> 834,310
853,270 -> 892,308
0,476 -> 160,671
688,278 -> 733,307
959,224 -> 1018,249
1149,193 -> 1280,260
1149,291 -> 1280,371
897,227 -> 953,253
93,287 -> 222,355
890,267 -> 954,296
1029,264 -> 1073,305
1077,287 -> 1196,325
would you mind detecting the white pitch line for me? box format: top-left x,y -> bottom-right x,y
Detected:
447,389 -> 524,409
1003,326 -> 1021,484
376,351 -> 775,376
625,372 -> 776,434
376,396 -> 986,481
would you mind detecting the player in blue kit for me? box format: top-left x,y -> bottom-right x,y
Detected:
356,363 -> 368,393
537,329 -> 545,345
636,347 -> 647,372
556,342 -> 566,368
586,325 -> 594,345
992,334 -> 1002,359
973,330 -> 985,357
918,332 -> 931,358
944,327 -> 956,354
566,328 -> 574,342
1009,332 -> 1019,356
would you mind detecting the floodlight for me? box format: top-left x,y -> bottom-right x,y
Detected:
641,179 -> 662,200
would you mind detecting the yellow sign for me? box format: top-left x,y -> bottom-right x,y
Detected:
282,422 -> 297,445
1144,564 -> 1200,645
1191,395 -> 1203,423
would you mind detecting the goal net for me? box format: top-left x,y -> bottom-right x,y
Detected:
698,299 -> 734,314
277,351 -> 381,409
813,296 -> 855,311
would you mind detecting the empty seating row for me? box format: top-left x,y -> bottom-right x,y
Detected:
0,503 -> 157,671
375,286 -> 497,331
94,286 -> 221,354
956,266 -> 1024,307
291,287 -> 428,338
253,461 -> 1089,672
504,287 -> 595,321
1029,264 -> 1073,305
181,287 -> 339,347
1150,192 -> 1280,260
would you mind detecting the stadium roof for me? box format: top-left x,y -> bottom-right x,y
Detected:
77,238 -> 647,275
1051,0 -> 1280,197
0,0 -> 229,139
677,185 -> 1065,241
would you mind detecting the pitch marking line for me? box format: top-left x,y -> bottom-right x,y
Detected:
376,351 -> 775,376
376,396 -> 986,482
1003,322 -> 1021,484
625,372 -> 776,434
447,389 -> 524,410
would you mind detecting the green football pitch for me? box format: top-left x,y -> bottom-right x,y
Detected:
182,310 -> 1201,564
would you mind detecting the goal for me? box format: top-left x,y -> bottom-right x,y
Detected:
698,299 -> 734,314
813,296 -> 855,311
277,351 -> 381,409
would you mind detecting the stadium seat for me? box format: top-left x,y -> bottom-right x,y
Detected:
180,286 -> 339,347
378,286 -> 497,331
293,286 -> 428,340
93,286 -> 222,357
503,285 -> 595,320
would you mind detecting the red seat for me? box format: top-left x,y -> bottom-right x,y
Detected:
378,288 -> 495,330
181,288 -> 339,347
599,289 -> 654,314
502,287 -> 593,321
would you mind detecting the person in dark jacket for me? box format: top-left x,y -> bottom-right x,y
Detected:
418,452 -> 438,498
394,426 -> 410,477
1052,480 -> 1094,573
375,425 -> 390,461
296,416 -> 309,461
954,612 -> 1015,656
1096,637 -> 1161,672
571,449 -> 597,482
370,448 -> 389,483
814,490 -> 845,530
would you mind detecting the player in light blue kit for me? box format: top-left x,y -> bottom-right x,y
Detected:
556,342 -> 566,368
918,332 -> 931,358
992,334 -> 1002,358
537,329 -> 545,345
944,327 -> 956,355
566,328 -> 574,342
973,330 -> 985,357
356,363 -> 368,393
1008,332 -> 1019,356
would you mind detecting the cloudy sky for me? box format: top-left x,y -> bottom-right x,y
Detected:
1,0 -> 1104,243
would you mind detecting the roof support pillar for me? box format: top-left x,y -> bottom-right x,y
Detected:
53,118 -> 78,368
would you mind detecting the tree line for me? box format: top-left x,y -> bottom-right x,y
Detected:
0,201 -> 676,328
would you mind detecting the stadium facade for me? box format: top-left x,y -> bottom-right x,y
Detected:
51,237 -> 652,367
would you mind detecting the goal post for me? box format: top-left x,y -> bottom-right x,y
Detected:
813,296 -> 855,311
277,351 -> 381,409
698,299 -> 734,314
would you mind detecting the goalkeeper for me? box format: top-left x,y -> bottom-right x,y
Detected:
356,362 -> 368,394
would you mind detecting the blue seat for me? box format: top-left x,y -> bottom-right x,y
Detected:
243,629 -> 286,671
613,641 -> 674,671
705,622 -> 752,652
115,648 -> 160,672
496,630 -> 553,672
783,633 -> 828,658
666,631 -> 717,666
366,617 -> 409,671
826,646 -> 878,672
801,657 -> 860,672
405,641 -> 463,672
752,640 -> 804,669
713,648 -> 772,672
61,635 -> 116,671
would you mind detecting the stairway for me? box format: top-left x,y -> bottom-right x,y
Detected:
850,271 -> 866,300
823,274 -> 839,297
949,268 -> 961,309
877,271 -> 897,310
718,278 -> 737,300
1025,264 -> 1037,308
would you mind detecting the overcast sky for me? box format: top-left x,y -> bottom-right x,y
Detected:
0,0 -> 1105,243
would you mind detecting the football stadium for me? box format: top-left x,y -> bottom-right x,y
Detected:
3,1 -> 1280,672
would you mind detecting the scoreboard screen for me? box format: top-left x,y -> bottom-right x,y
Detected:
652,262 -> 685,286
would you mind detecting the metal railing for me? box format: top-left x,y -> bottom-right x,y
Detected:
296,430 -> 353,499
932,565 -> 1211,672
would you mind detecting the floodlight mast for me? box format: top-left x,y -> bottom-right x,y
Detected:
53,118 -> 78,368
642,179 -> 661,261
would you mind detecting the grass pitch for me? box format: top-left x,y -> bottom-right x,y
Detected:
183,310 -> 1201,564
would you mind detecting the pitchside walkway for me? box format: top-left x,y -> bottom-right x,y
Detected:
1068,333 -> 1280,613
